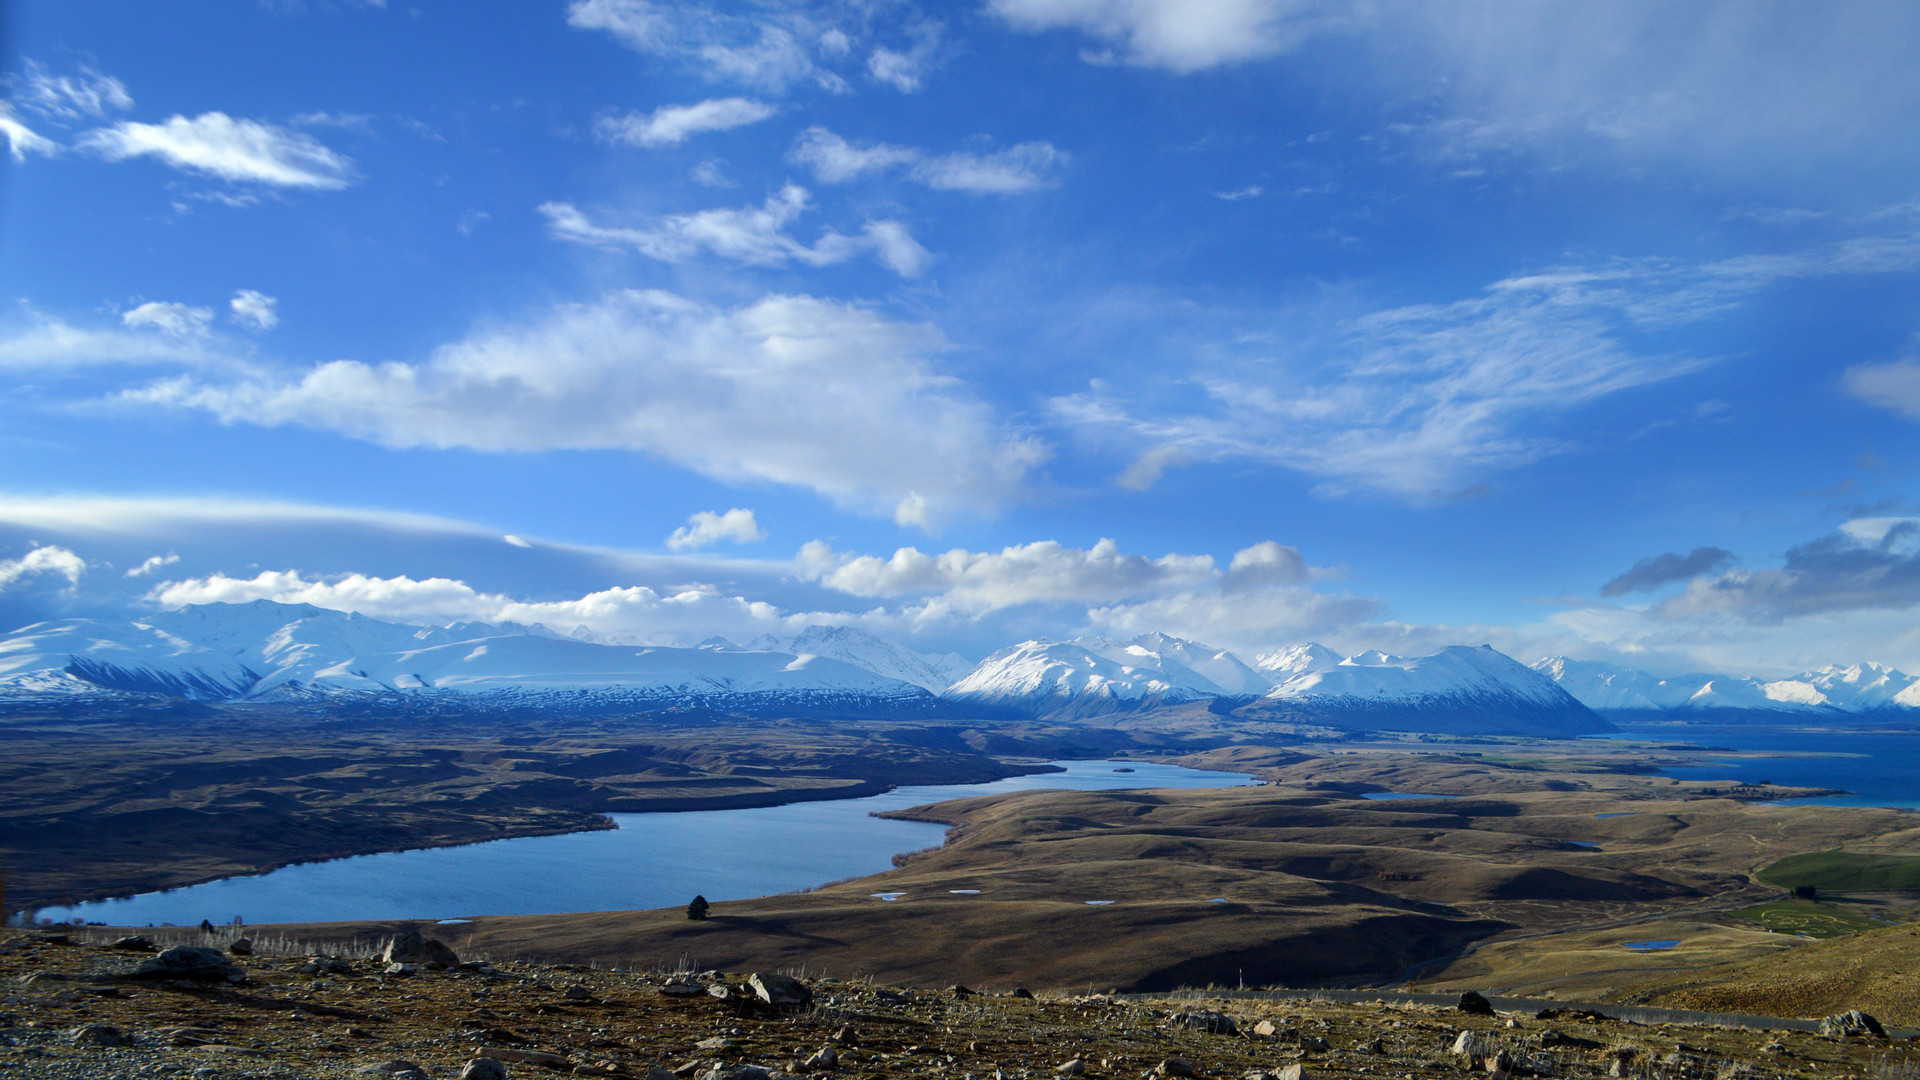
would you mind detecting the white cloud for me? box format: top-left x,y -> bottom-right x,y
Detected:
1843,353 -> 1920,421
594,97 -> 776,147
1115,445 -> 1188,490
77,113 -> 357,189
145,568 -> 799,646
15,61 -> 133,121
0,545 -> 86,591
0,105 -> 59,161
122,301 -> 215,338
566,0 -> 840,94
667,508 -> 767,551
790,127 -> 1065,194
866,25 -> 941,93
229,290 -> 280,331
1056,227 -> 1920,501
0,308 -> 239,371
988,0 -> 1330,72
540,188 -> 930,276
124,553 -> 180,578
113,289 -> 1045,520
800,537 -> 1218,613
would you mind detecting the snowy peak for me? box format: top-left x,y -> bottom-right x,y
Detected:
783,624 -> 972,693
1119,632 -> 1270,694
1531,656 -> 1920,714
944,638 -> 1221,716
0,602 -> 934,709
1266,644 -> 1571,708
1252,642 -> 1342,677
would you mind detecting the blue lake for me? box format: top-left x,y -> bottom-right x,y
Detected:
37,760 -> 1256,927
1607,721 -> 1920,810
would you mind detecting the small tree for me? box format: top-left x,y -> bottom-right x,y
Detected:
686,895 -> 710,921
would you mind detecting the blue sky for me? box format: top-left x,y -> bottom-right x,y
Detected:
3,0 -> 1920,675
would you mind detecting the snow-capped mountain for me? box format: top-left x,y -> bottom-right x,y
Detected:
1252,642 -> 1343,678
1248,645 -> 1612,736
0,600 -> 933,712
1532,656 -> 1920,714
943,638 -> 1224,718
782,625 -> 972,694
1109,632 -> 1270,694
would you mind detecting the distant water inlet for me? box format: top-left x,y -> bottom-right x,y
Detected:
36,760 -> 1256,927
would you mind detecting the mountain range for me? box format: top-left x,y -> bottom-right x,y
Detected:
3,600 -> 1911,730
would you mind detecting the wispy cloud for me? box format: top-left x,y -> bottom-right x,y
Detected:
13,61 -> 133,121
122,301 -> 214,338
540,187 -> 930,276
987,0 -> 1335,72
109,290 -> 1045,523
229,290 -> 280,331
0,105 -> 59,161
789,127 -> 1065,194
567,0 -> 843,94
594,97 -> 775,147
77,113 -> 357,189
1055,225 -> 1920,501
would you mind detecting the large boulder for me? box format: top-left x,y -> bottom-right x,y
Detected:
130,946 -> 243,983
1818,1011 -> 1886,1038
749,971 -> 812,1006
382,931 -> 459,968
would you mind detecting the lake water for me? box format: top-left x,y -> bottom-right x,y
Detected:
37,759 -> 1256,928
1607,720 -> 1920,810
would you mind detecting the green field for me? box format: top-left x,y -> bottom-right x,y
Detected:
1756,851 -> 1920,891
1732,900 -> 1884,939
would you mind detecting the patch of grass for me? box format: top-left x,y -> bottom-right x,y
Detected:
1734,899 -> 1884,939
1757,851 -> 1920,891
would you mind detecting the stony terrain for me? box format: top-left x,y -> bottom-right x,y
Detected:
3,929 -> 1914,1080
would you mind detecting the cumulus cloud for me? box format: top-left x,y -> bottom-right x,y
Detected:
0,545 -> 86,591
124,553 -> 180,578
802,537 -> 1220,613
1600,546 -> 1737,597
1056,228 -> 1920,501
229,290 -> 279,330
14,61 -> 133,121
145,569 -> 793,644
77,113 -> 357,189
790,127 -> 1065,194
666,508 -> 766,551
0,307 -> 244,372
1844,354 -> 1920,421
122,301 -> 214,338
114,289 -> 1045,520
594,97 -> 776,147
540,188 -> 930,276
987,0 -> 1331,72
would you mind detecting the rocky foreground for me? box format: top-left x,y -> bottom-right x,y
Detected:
3,930 -> 1915,1080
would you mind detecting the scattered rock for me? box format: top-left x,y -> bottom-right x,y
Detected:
303,957 -> 356,976
1488,1049 -> 1512,1074
385,963 -> 417,977
130,945 -> 243,983
1356,1038 -> 1384,1055
1817,1011 -> 1885,1039
832,1027 -> 858,1045
227,937 -> 253,955
382,931 -> 459,968
1156,1057 -> 1195,1078
564,983 -> 593,1001
1057,1058 -> 1087,1075
67,1023 -> 133,1047
1277,1066 -> 1305,1080
110,935 -> 156,951
1299,1036 -> 1330,1053
1176,1010 -> 1238,1035
1535,1008 -> 1609,1023
750,971 -> 812,1006
461,1059 -> 509,1080
659,977 -> 704,996
1453,1031 -> 1494,1064
804,1046 -> 839,1072
1251,1020 -> 1280,1040
648,1069 -> 682,1080
358,1061 -> 432,1078
1458,992 -> 1496,1017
